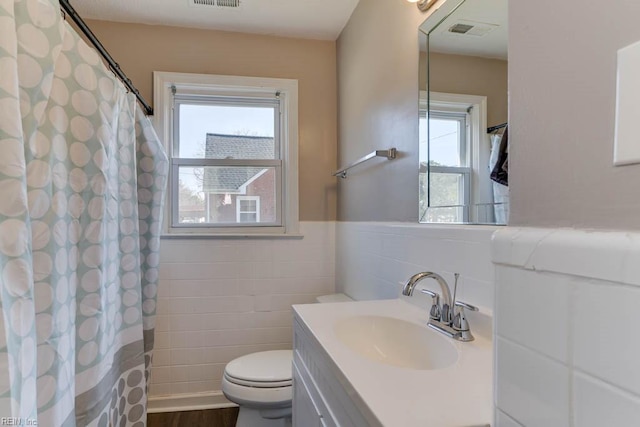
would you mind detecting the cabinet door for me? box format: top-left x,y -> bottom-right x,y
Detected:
293,363 -> 323,427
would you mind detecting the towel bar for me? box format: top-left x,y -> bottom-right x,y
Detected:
333,148 -> 397,179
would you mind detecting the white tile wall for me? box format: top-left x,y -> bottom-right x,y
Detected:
493,228 -> 640,427
495,267 -> 571,363
150,222 -> 335,397
496,337 -> 570,427
573,373 -> 640,427
152,221 -> 497,400
572,281 -> 640,396
336,222 -> 498,311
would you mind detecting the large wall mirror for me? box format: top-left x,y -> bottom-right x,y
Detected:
419,0 -> 508,225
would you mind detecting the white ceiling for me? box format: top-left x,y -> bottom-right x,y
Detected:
71,0 -> 360,41
426,0 -> 508,60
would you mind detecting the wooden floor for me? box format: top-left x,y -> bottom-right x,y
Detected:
147,408 -> 239,427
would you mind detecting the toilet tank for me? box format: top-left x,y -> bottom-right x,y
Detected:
315,293 -> 353,303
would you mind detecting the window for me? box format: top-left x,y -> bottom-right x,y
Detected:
154,72 -> 299,235
236,196 -> 260,223
419,92 -> 491,224
425,110 -> 471,223
172,97 -> 279,227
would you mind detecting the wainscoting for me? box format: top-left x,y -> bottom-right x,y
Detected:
151,222 -> 335,399
335,222 -> 497,310
493,228 -> 640,426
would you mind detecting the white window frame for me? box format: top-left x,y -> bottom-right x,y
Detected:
236,196 -> 261,223
170,95 -> 282,228
428,110 -> 471,222
420,91 -> 490,223
153,72 -> 299,236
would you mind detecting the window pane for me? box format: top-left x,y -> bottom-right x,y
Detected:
419,171 -> 465,223
178,103 -> 276,159
177,167 -> 277,225
239,213 -> 257,223
240,199 -> 257,211
177,167 -> 206,224
423,206 -> 465,223
429,118 -> 463,167
429,172 -> 463,207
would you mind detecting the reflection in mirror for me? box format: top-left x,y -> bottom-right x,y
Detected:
419,0 -> 508,225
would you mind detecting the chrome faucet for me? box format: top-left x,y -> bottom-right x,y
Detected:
402,272 -> 453,324
402,272 -> 478,342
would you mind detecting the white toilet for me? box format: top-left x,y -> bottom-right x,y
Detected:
222,293 -> 352,427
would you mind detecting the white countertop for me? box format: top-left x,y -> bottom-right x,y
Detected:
293,298 -> 493,427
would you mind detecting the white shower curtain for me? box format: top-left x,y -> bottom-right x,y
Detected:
0,1 -> 167,425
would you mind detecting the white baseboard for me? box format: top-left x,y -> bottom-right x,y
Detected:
148,391 -> 238,413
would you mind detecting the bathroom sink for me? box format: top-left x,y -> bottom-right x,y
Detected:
333,315 -> 458,370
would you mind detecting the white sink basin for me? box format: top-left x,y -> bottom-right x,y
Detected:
333,315 -> 458,370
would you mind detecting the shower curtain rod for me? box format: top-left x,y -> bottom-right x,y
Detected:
59,0 -> 154,115
487,122 -> 508,133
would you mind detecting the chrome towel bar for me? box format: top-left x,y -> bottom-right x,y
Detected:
333,148 -> 397,179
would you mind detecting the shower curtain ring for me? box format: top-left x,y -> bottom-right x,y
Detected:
107,65 -> 118,80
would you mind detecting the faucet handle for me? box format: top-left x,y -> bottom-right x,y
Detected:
454,300 -> 479,312
452,301 -> 478,342
420,289 -> 441,321
420,289 -> 439,298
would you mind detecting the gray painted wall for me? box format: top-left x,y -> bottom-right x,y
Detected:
336,0 -> 424,222
338,0 -> 640,230
509,0 -> 640,230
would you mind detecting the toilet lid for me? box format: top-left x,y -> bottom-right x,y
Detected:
225,350 -> 293,383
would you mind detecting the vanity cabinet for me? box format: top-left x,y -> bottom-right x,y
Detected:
292,316 -> 377,427
292,299 -> 492,427
292,362 -> 333,427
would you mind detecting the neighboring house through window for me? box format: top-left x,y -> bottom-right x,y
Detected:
203,134 -> 274,224
153,72 -> 299,235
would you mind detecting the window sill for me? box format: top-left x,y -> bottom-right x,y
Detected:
160,233 -> 304,240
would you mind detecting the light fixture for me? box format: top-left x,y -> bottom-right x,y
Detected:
408,0 -> 438,12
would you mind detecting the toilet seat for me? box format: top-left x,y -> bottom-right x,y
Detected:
222,376 -> 292,407
224,372 -> 292,388
222,350 -> 293,408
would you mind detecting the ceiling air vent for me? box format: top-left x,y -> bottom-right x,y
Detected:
446,20 -> 498,37
190,0 -> 240,7
449,23 -> 474,34
216,0 -> 240,6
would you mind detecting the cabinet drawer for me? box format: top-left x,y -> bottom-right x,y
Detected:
293,360 -> 337,427
293,317 -> 373,427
